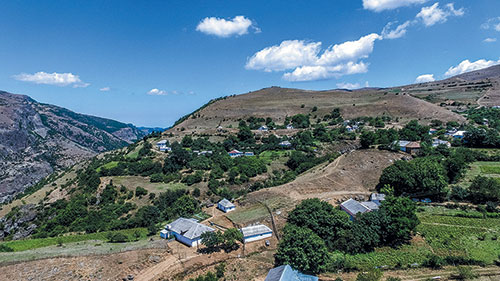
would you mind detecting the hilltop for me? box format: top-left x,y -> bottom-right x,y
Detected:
0,91 -> 148,202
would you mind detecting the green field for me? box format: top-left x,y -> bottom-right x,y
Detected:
96,161 -> 119,173
458,161 -> 500,188
344,206 -> 500,270
0,227 -> 148,252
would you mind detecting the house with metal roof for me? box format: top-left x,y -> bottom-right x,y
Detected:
240,224 -> 272,243
370,193 -> 386,205
432,139 -> 451,148
279,140 -> 292,148
217,198 -> 235,213
165,218 -> 215,247
340,198 -> 380,220
228,149 -> 243,157
264,264 -> 318,281
258,125 -> 269,131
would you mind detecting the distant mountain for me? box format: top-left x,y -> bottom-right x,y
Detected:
137,126 -> 168,135
0,91 -> 147,202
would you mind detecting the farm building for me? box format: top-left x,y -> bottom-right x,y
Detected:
432,139 -> 451,148
370,193 -> 386,205
240,224 -> 273,243
452,130 -> 466,139
217,198 -> 235,213
157,140 -> 171,152
340,198 -> 379,220
286,124 -> 294,130
258,125 -> 269,131
228,150 -> 243,157
279,140 -> 292,148
393,140 -> 421,155
264,264 -> 318,281
164,218 -> 215,247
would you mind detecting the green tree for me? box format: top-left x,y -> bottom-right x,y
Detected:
360,131 -> 377,148
380,196 -> 420,246
274,224 -> 330,274
287,198 -> 350,250
201,231 -> 224,250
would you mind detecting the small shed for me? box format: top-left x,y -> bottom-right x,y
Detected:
244,151 -> 255,156
370,193 -> 386,205
432,139 -> 451,148
217,198 -> 235,213
264,264 -> 318,281
286,124 -> 294,130
240,224 -> 273,243
160,229 -> 169,239
157,140 -> 168,150
452,130 -> 466,139
405,142 -> 421,155
258,125 -> 269,131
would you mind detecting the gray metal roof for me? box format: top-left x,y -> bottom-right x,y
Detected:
370,193 -> 386,202
240,224 -> 272,237
393,140 -> 411,147
361,201 -> 379,211
218,198 -> 235,208
340,198 -> 371,216
157,140 -> 167,145
166,218 -> 214,240
265,265 -> 318,281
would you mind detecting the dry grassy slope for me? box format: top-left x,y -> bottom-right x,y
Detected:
172,87 -> 465,133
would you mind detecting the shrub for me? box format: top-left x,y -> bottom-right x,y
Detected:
423,255 -> 444,269
454,266 -> 478,280
135,186 -> 148,197
108,232 -> 129,243
356,269 -> 383,281
0,244 -> 14,252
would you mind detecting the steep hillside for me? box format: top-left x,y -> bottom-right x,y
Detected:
0,91 -> 146,202
171,67 -> 500,133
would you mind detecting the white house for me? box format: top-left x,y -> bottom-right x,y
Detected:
432,139 -> 451,148
286,124 -> 294,130
165,218 -> 215,247
217,198 -> 235,213
258,125 -> 269,132
452,130 -> 466,139
279,140 -> 292,148
157,140 -> 167,149
240,224 -> 273,243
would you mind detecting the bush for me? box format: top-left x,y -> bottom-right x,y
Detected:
108,232 -> 129,243
423,254 -> 444,269
0,244 -> 14,252
356,270 -> 383,281
454,266 -> 478,280
386,278 -> 402,281
135,186 -> 148,197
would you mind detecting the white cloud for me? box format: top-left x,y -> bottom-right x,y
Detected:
99,87 -> 110,92
382,21 -> 412,39
484,38 -> 497,43
245,40 -> 322,72
196,16 -> 257,38
246,34 -> 380,81
444,58 -> 500,77
283,62 -> 368,82
415,74 -> 435,83
13,71 -> 89,87
147,88 -> 168,96
481,17 -> 500,32
416,3 -> 464,27
337,82 -> 361,90
363,0 -> 428,12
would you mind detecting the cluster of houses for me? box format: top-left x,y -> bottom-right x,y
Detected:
156,140 -> 171,152
340,193 -> 386,220
161,198 -> 273,247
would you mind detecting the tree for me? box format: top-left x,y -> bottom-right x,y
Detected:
291,114 -> 310,128
274,224 -> 330,274
134,205 -> 160,227
380,196 -> 420,246
172,195 -> 200,217
379,157 -> 448,200
360,131 -> 377,148
135,186 -> 148,197
287,198 -> 350,250
222,228 -> 243,251
468,176 -> 500,204
201,231 -> 224,250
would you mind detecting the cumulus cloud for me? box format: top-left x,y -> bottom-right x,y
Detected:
444,58 -> 500,77
196,16 -> 257,37
13,71 -> 89,88
246,34 -> 380,81
363,0 -> 428,12
336,82 -> 362,90
481,17 -> 500,32
415,74 -> 435,83
416,3 -> 464,27
147,88 -> 168,96
99,87 -> 110,92
382,21 -> 412,39
484,38 -> 497,43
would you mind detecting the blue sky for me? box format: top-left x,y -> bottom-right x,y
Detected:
1,0 -> 499,127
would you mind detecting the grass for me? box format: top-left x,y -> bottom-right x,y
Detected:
110,176 -> 188,194
0,228 -> 148,252
96,161 -> 119,173
457,161 -> 500,188
480,165 -> 500,175
227,197 -> 291,225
